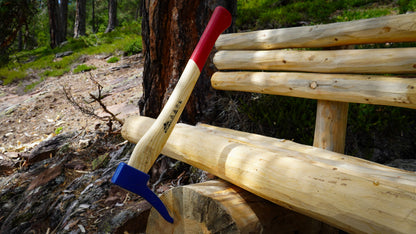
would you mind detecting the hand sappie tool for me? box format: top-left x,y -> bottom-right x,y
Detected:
112,6 -> 232,223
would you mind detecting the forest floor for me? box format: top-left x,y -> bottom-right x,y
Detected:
0,53 -> 143,152
0,53 -> 165,233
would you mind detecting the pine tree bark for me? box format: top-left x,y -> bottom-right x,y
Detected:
60,0 -> 68,38
18,30 -> 23,51
134,0 -> 142,20
74,0 -> 86,38
92,0 -> 96,33
105,0 -> 118,33
139,0 -> 236,124
48,0 -> 65,48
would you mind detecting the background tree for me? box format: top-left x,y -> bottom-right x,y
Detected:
60,0 -> 68,38
139,0 -> 236,124
134,0 -> 142,20
74,0 -> 86,38
105,0 -> 117,33
0,0 -> 37,63
47,0 -> 67,48
91,0 -> 96,33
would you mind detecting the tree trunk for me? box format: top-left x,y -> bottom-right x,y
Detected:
18,30 -> 23,51
134,0 -> 142,20
105,0 -> 117,33
0,0 -> 36,62
74,0 -> 86,38
92,0 -> 96,33
139,0 -> 236,124
60,0 -> 68,38
48,0 -> 65,48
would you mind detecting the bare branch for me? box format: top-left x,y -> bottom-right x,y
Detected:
62,72 -> 124,134
88,74 -> 124,125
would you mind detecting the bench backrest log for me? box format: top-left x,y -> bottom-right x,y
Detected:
212,13 -> 416,154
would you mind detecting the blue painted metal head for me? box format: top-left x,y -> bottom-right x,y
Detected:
111,162 -> 174,223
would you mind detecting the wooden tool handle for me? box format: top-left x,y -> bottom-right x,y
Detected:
128,6 -> 232,172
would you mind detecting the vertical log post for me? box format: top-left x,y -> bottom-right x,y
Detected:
312,99 -> 349,233
313,45 -> 351,154
313,100 -> 349,154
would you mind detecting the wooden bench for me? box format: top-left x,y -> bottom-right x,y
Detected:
123,13 -> 416,233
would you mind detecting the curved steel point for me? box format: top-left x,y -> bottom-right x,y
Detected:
111,163 -> 174,223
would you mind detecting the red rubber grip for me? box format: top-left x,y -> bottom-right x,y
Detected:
190,6 -> 232,71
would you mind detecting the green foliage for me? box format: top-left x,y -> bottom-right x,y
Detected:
124,39 -> 142,56
346,104 -> 416,160
236,0 -> 407,30
73,64 -> 96,74
236,0 -> 344,29
24,80 -> 42,92
0,23 -> 141,86
42,68 -> 69,78
107,56 -> 119,63
0,0 -> 142,82
335,5 -> 396,22
239,94 -> 316,145
0,68 -> 27,85
398,0 -> 416,13
55,126 -> 63,135
348,104 -> 410,134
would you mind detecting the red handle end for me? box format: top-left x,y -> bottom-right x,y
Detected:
190,6 -> 232,71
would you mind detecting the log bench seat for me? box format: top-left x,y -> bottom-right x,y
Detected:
123,13 -> 416,233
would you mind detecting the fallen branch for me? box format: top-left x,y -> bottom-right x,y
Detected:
62,73 -> 123,133
88,74 -> 123,125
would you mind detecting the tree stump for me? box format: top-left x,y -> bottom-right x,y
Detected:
146,180 -> 335,233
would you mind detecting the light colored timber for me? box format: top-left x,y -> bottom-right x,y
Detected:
313,100 -> 349,154
127,60 -> 200,173
211,72 -> 416,109
122,116 -> 416,234
313,100 -> 349,234
146,180 -> 335,233
195,122 -> 416,192
213,48 -> 416,74
215,13 -> 416,50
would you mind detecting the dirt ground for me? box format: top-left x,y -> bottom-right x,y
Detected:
0,53 -> 143,155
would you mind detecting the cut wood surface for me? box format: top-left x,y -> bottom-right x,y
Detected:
122,116 -> 416,234
146,180 -> 335,233
215,13 -> 416,50
211,72 -> 416,109
213,48 -> 416,74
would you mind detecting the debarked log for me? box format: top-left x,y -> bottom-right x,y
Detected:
213,48 -> 416,74
211,72 -> 416,109
122,116 -> 416,234
215,13 -> 416,50
146,180 -> 336,233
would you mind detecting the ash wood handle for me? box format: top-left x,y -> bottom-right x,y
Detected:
128,6 -> 232,173
128,60 -> 200,172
